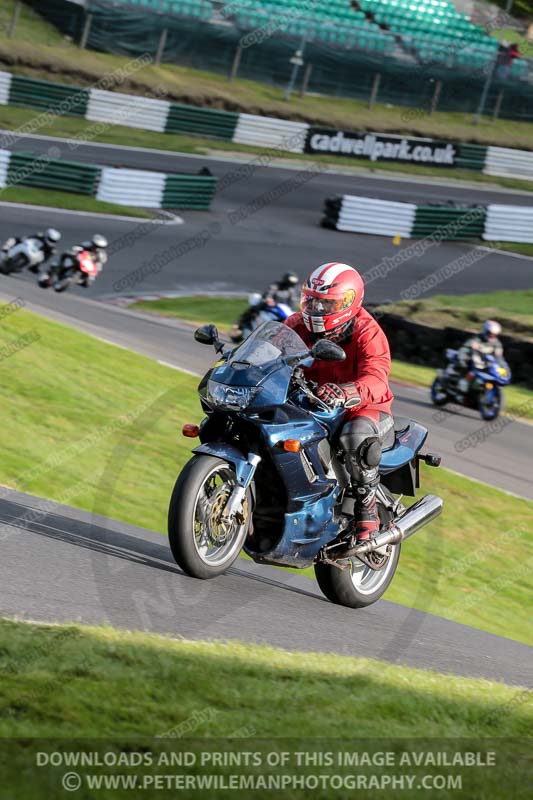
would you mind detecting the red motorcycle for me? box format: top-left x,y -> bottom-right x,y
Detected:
38,238 -> 107,292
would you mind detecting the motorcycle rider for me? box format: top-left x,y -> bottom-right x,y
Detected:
38,233 -> 108,289
1,228 -> 61,272
77,234 -> 108,287
285,262 -> 394,542
236,272 -> 300,337
452,320 -> 504,393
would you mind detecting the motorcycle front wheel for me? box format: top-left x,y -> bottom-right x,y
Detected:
430,376 -> 449,406
168,455 -> 252,579
479,385 -> 502,421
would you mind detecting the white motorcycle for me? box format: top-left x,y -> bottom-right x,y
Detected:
0,229 -> 60,276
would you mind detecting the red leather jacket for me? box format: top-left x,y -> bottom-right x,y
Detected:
285,309 -> 394,418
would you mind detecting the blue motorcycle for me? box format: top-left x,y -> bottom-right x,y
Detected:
431,349 -> 512,421
169,321 -> 443,609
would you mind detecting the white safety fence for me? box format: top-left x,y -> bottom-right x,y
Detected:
483,204 -> 533,243
484,146 -> 533,182
96,167 -> 166,207
0,71 -> 11,106
0,148 -> 10,189
86,89 -> 170,133
333,195 -> 417,237
232,114 -> 309,152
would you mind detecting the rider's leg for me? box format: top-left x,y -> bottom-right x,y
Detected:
339,412 -> 394,540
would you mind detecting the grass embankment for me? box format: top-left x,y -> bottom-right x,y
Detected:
0,305 -> 531,643
1,618 -> 531,740
130,294 -> 533,422
1,0 -> 533,151
0,184 -> 154,217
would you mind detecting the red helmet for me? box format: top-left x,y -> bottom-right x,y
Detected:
301,262 -> 364,337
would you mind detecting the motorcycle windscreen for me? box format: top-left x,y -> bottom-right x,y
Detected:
201,321 -> 309,409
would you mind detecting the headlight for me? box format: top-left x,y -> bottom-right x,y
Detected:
207,380 -> 260,410
497,367 -> 507,376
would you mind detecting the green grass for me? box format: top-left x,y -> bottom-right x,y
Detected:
498,242 -> 533,257
0,618 -> 531,739
377,291 -> 533,340
0,184 -> 154,217
0,306 -> 532,644
1,0 -> 533,151
132,295 -> 248,333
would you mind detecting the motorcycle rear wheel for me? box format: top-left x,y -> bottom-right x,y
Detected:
168,455 -> 252,579
314,496 -> 401,608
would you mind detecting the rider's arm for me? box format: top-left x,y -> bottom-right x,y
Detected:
351,318 -> 392,408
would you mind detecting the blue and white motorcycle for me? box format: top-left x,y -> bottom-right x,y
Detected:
169,321 -> 443,609
431,348 -> 512,421
230,292 -> 293,343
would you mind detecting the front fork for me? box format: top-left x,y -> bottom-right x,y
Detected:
222,453 -> 261,522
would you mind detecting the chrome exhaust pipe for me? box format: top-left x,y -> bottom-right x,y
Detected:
354,494 -> 443,555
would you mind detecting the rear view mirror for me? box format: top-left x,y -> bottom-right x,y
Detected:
194,324 -> 219,346
310,339 -> 346,362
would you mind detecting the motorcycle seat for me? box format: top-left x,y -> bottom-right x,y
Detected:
382,416 -> 411,452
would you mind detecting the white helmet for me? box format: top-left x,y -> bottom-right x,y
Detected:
482,320 -> 501,341
45,228 -> 61,245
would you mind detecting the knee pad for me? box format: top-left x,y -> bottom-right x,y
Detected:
360,437 -> 382,469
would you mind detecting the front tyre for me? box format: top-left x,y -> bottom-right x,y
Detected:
431,376 -> 448,406
479,385 -> 502,421
168,455 -> 252,579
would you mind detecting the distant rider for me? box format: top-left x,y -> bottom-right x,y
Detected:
285,262 -> 394,542
453,320 -> 504,391
1,228 -> 61,272
237,271 -> 300,335
38,233 -> 108,289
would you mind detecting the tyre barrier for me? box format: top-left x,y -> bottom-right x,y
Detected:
0,149 -> 217,210
322,195 -> 533,243
1,71 -> 532,177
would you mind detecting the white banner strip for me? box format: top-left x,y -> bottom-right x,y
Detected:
96,167 -> 166,207
87,89 -> 170,133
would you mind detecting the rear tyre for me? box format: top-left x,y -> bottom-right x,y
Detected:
314,493 -> 401,608
431,376 -> 448,406
168,455 -> 252,579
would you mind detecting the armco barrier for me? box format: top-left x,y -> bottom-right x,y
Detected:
8,152 -> 101,195
0,149 -> 9,189
232,114 -> 309,152
484,146 -> 533,182
86,89 -> 170,133
96,167 -> 166,207
165,104 -> 238,139
9,75 -> 88,117
483,205 -> 533,244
